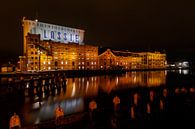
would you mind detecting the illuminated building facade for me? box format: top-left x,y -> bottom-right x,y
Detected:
98,49 -> 166,70
137,52 -> 167,69
20,18 -> 166,71
20,18 -> 98,71
98,49 -> 142,70
24,34 -> 98,71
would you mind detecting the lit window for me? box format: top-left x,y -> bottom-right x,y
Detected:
82,66 -> 84,69
61,61 -> 63,64
94,62 -> 96,65
82,62 -> 84,65
61,67 -> 63,69
79,66 -> 81,69
43,61 -> 46,64
101,66 -> 103,68
65,61 -> 67,64
78,62 -> 80,65
48,67 -> 51,70
48,61 -> 51,65
91,62 -> 93,65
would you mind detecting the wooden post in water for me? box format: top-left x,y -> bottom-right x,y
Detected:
163,89 -> 168,98
147,103 -> 151,114
160,100 -> 164,111
134,93 -> 138,106
131,106 -> 135,119
149,91 -> 154,102
89,100 -> 97,121
113,96 -> 120,112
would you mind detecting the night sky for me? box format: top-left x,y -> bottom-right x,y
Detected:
0,0 -> 195,63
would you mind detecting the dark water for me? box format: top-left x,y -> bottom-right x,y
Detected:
0,69 -> 195,129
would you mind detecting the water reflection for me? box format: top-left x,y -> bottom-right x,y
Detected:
99,71 -> 166,93
22,97 -> 84,125
0,71 -> 167,127
169,69 -> 189,75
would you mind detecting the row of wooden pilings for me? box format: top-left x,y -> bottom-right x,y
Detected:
89,87 -> 195,120
5,73 -> 67,96
8,86 -> 195,129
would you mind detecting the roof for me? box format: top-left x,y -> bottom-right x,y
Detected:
1,63 -> 15,67
111,50 -> 134,57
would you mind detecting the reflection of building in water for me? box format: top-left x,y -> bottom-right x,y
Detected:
23,98 -> 84,125
118,71 -> 166,87
21,71 -> 166,125
99,76 -> 117,93
143,71 -> 166,86
99,71 -> 166,92
66,77 -> 99,97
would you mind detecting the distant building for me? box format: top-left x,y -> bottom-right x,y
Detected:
98,49 -> 142,70
98,49 -> 166,70
1,63 -> 15,72
136,52 -> 167,69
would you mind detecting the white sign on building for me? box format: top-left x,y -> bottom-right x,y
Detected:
22,19 -> 85,44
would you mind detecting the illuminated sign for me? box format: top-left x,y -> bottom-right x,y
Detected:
23,19 -> 85,44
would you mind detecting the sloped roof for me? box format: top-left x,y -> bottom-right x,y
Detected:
111,50 -> 134,57
1,63 -> 15,67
